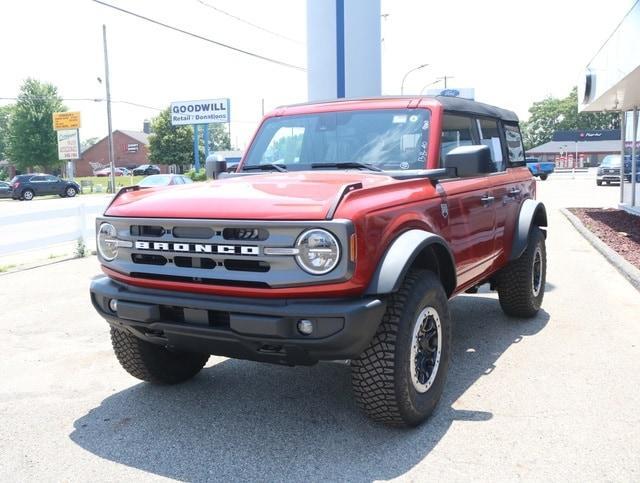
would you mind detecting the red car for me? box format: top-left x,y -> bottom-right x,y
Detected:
90,96 -> 547,427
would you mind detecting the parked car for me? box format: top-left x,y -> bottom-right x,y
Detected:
597,155 -> 623,185
525,157 -> 555,180
132,164 -> 160,176
91,96 -> 548,428
0,180 -> 12,198
138,174 -> 193,188
95,167 -> 131,177
10,174 -> 80,200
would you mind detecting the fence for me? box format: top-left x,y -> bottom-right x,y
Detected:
0,202 -> 107,257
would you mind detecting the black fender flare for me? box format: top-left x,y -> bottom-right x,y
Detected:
365,229 -> 457,296
509,199 -> 547,261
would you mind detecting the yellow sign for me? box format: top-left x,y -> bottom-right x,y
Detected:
52,111 -> 81,130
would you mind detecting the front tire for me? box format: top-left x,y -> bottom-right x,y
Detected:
65,186 -> 77,197
351,270 -> 451,427
540,173 -> 548,181
496,227 -> 546,318
110,327 -> 209,384
596,180 -> 603,186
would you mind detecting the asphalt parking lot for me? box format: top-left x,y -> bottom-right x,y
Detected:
1,175 -> 639,481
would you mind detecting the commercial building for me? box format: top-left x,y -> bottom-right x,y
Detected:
579,0 -> 640,212
527,130 -> 621,167
76,130 -> 154,177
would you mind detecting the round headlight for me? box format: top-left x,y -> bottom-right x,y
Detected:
97,223 -> 118,261
295,229 -> 340,275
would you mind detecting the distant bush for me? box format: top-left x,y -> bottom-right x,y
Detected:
185,168 -> 207,182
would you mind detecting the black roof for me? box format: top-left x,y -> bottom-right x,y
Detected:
433,96 -> 519,122
278,95 -> 519,123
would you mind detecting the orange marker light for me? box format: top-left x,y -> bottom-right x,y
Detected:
349,233 -> 357,263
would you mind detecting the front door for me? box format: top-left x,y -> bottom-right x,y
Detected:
437,113 -> 496,287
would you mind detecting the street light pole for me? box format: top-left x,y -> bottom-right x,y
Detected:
102,24 -> 116,194
400,63 -> 429,95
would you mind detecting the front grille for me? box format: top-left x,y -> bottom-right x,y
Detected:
172,226 -> 215,239
223,227 -> 269,240
101,217 -> 353,289
224,259 -> 270,272
132,254 -> 167,266
130,225 -> 165,237
174,256 -> 217,269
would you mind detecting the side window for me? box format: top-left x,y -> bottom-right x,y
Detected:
44,175 -> 58,182
477,118 -> 504,171
504,124 -> 525,164
30,176 -> 44,182
440,114 -> 476,164
261,126 -> 304,165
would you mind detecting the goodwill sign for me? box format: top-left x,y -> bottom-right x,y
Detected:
170,98 -> 230,126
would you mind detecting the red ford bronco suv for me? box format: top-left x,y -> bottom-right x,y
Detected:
90,96 -> 547,427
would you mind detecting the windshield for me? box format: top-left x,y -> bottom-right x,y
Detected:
139,175 -> 171,187
242,109 -> 430,171
601,155 -> 621,167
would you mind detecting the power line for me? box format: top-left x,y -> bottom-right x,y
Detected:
195,0 -> 303,45
92,0 -> 306,71
0,97 -> 162,110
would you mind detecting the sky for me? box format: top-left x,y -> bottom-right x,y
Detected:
0,0 -> 635,151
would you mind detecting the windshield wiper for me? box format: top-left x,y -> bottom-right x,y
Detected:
310,162 -> 383,172
242,163 -> 287,172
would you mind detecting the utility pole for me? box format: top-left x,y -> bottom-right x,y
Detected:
439,75 -> 454,88
102,25 -> 116,194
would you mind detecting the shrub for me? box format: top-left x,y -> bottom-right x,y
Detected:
185,168 -> 207,182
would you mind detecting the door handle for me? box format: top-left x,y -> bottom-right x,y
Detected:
480,194 -> 495,206
508,188 -> 521,197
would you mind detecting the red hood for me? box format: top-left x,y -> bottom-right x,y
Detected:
104,172 -> 396,220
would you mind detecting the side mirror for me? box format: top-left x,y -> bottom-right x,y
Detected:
214,160 -> 227,179
205,154 -> 227,179
444,145 -> 494,177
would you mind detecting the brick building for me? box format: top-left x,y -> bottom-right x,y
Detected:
76,130 -> 163,177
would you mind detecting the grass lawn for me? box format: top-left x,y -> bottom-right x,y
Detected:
76,175 -> 145,194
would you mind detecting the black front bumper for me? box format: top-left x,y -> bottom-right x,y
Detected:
90,276 -> 387,366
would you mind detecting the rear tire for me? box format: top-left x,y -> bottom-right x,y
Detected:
496,227 -> 546,318
110,327 -> 209,384
22,189 -> 34,201
351,270 -> 451,427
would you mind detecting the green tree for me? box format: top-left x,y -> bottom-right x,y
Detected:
197,123 -> 232,159
81,136 -> 99,152
0,104 -> 13,160
148,108 -> 194,165
7,79 -> 66,171
209,123 -> 231,151
522,87 -> 619,150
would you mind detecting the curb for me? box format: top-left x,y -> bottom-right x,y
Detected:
561,208 -> 640,292
0,253 -> 96,277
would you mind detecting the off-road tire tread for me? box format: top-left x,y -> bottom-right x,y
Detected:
110,327 -> 209,384
351,270 -> 449,427
496,227 -> 546,318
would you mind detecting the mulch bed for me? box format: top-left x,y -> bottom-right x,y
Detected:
568,208 -> 640,270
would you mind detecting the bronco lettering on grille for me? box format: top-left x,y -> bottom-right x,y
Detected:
134,241 -> 259,256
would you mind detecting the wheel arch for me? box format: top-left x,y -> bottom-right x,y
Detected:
509,199 -> 547,261
365,229 -> 457,297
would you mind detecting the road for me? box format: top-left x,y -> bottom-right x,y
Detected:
1,177 -> 639,481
